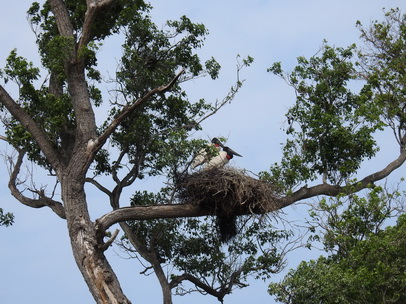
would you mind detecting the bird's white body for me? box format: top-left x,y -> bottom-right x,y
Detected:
205,151 -> 230,169
191,144 -> 221,169
191,138 -> 241,170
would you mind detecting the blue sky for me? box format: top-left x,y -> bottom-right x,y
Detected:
1,1 -> 405,303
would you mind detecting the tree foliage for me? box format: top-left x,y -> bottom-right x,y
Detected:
308,184 -> 405,256
269,44 -> 381,186
5,0 -> 220,172
0,208 -> 14,227
265,8 -> 405,191
267,8 -> 406,303
357,8 -> 406,148
269,185 -> 406,304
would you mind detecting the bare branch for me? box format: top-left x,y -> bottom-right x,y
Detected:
280,149 -> 406,208
181,276 -> 212,294
195,78 -> 244,126
119,222 -> 153,261
84,177 -> 112,197
88,69 -> 185,156
139,266 -> 153,275
95,203 -> 209,237
111,149 -> 129,184
170,273 -> 227,302
7,149 -> 66,219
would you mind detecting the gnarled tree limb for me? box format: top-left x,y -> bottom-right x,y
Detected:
95,203 -> 209,238
100,228 -> 119,251
8,149 -> 66,219
280,148 -> 406,208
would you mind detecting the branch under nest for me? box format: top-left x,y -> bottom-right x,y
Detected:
175,167 -> 281,242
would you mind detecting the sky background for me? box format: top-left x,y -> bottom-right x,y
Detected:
1,1 -> 405,303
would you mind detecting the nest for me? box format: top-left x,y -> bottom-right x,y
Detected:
175,167 -> 280,242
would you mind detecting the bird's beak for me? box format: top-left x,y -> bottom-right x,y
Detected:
228,147 -> 242,157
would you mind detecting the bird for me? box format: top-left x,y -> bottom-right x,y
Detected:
205,146 -> 242,169
191,138 -> 223,169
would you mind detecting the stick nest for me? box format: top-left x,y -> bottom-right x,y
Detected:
176,167 -> 280,214
175,167 -> 281,241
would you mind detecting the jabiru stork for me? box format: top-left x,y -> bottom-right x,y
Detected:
205,146 -> 242,169
191,138 -> 223,169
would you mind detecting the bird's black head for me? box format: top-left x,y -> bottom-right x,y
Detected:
211,137 -> 224,147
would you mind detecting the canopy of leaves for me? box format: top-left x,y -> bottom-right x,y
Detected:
307,184 -> 405,257
266,44 -> 383,189
264,8 -> 405,191
92,7 -> 221,179
269,212 -> 406,304
357,8 -> 406,148
1,1 -> 220,175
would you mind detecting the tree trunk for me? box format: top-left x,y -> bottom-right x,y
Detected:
153,262 -> 173,304
61,170 -> 131,304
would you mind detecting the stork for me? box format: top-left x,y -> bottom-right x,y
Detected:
191,138 -> 223,169
205,146 -> 242,169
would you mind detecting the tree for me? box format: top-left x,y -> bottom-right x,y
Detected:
0,3 -> 405,304
267,9 -> 406,303
268,185 -> 406,304
264,8 -> 405,198
0,1 -> 275,303
0,1 -> 224,303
